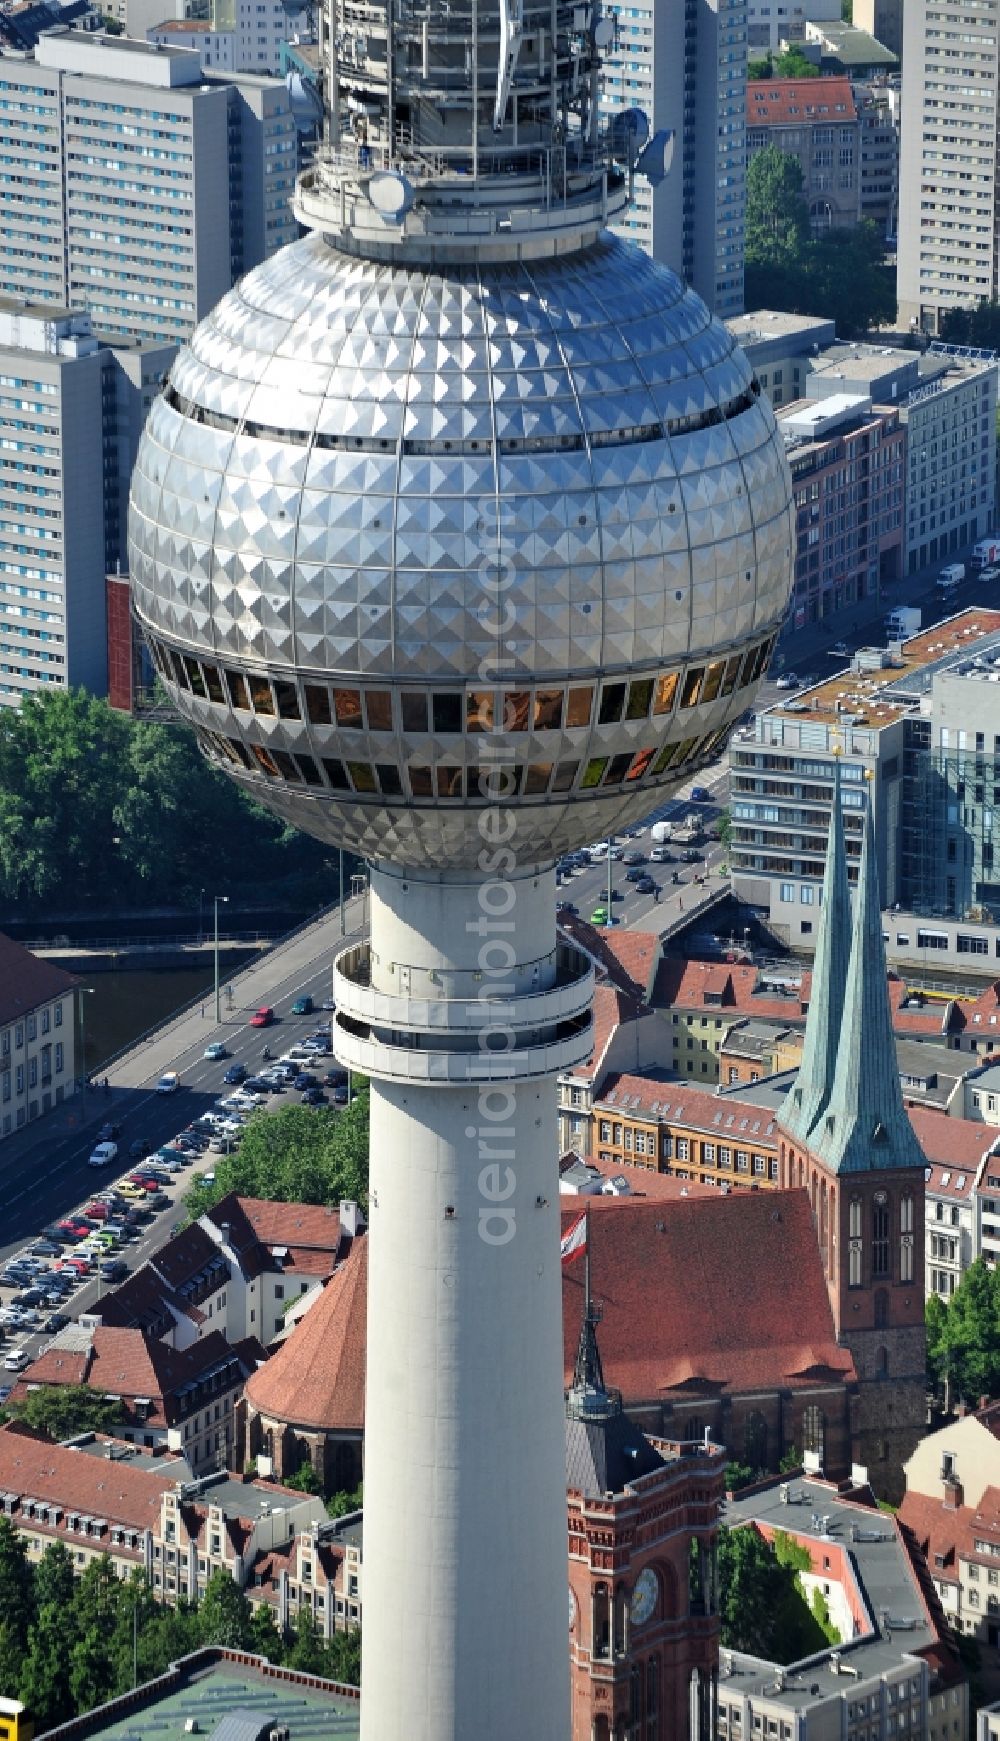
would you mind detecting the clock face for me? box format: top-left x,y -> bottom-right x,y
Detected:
630,1568 -> 658,1628
569,1586 -> 577,1630
874,1189 -> 888,1206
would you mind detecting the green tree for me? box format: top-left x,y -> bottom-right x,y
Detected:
928,1258 -> 1000,1405
0,1518 -> 34,1666
925,1290 -> 949,1395
326,1625 -> 362,1687
717,1526 -> 791,1655
186,1093 -> 369,1216
940,300 -> 1000,350
745,144 -> 812,264
4,1385 -> 124,1441
34,1542 -> 75,1613
326,1482 -> 364,1519
748,53 -> 773,77
248,1603 -> 285,1663
283,1462 -> 322,1496
198,1570 -> 253,1651
724,1461 -> 756,1492
774,44 -> 819,75
19,1603 -> 76,1730
286,1604 -> 327,1674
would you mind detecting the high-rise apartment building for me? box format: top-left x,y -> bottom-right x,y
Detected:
896,0 -> 1000,334
0,299 -> 172,705
0,30 -> 297,345
602,0 -> 747,316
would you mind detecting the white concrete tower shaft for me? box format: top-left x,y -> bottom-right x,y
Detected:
333,862 -> 594,1739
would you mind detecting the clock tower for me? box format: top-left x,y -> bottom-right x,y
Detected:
565,1241 -> 725,1740
777,789 -> 926,1501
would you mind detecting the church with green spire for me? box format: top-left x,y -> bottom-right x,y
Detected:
777,783 -> 926,1501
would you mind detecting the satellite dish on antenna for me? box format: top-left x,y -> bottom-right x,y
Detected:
367,169 -> 415,221
593,14 -> 613,47
609,107 -> 650,164
636,128 -> 675,186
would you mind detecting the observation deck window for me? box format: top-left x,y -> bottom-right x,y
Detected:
654,673 -> 679,715
274,681 -> 301,721
503,691 -> 531,731
410,766 -> 434,797
203,663 -> 225,706
348,761 -> 378,794
377,764 -> 403,796
681,667 -> 705,708
467,690 -> 494,732
626,678 -> 653,720
305,684 -> 332,725
334,687 -> 363,728
599,682 -> 626,725
323,757 -> 350,789
184,657 -> 206,698
365,690 -> 393,731
701,661 -> 725,705
248,675 -> 274,715
566,686 -> 593,728
433,692 -> 463,734
552,761 -> 580,792
401,692 -> 428,733
603,753 -> 634,785
297,753 -> 323,786
534,690 -> 564,730
581,758 -> 608,789
525,763 -> 553,795
225,668 -> 250,711
435,765 -> 463,798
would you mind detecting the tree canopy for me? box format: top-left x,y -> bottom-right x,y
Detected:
185,1093 -> 370,1218
0,689 -> 338,919
940,300 -> 1000,351
0,1386 -> 124,1441
748,48 -> 820,77
0,1545 -> 359,1730
718,1526 -> 838,1660
744,146 -> 895,337
926,1258 -> 1000,1405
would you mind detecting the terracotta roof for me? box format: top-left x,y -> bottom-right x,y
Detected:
150,1222 -> 227,1292
17,1348 -> 88,1388
0,1421 -> 172,1529
747,76 -> 857,125
208,1196 -> 344,1278
652,955 -> 812,1022
0,932 -> 77,1028
20,1327 -> 259,1429
910,1110 -> 994,1173
244,1237 -> 367,1431
569,983 -> 640,1079
596,1072 -> 779,1143
561,1192 -> 855,1400
559,918 -> 660,1000
572,1151 -> 714,1200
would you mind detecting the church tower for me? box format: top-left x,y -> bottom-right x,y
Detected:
565,1231 -> 724,1741
778,790 -> 925,1501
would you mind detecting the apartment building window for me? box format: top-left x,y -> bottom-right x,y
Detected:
661,1134 -> 673,1160
676,1138 -> 689,1161
54,1002 -> 62,1027
40,1008 -> 49,1035
719,1147 -> 732,1169
54,1042 -> 63,1072
703,1144 -> 716,1163
737,1150 -> 749,1171
599,1121 -> 612,1142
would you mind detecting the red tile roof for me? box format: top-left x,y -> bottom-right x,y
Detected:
20,1327 -> 260,1429
0,1422 -> 172,1529
568,1151 -> 714,1201
207,1195 -> 344,1279
561,1192 -> 854,1399
596,1072 -> 779,1144
559,916 -> 661,999
569,983 -> 640,1080
910,1110 -> 994,1173
244,1237 -> 367,1432
747,76 -> 857,125
0,932 -> 77,1028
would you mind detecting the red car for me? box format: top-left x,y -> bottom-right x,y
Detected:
250,1005 -> 275,1028
128,1175 -> 161,1193
56,1257 -> 91,1274
85,1202 -> 110,1221
56,1220 -> 90,1241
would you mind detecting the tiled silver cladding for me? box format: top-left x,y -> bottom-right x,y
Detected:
128,230 -> 794,867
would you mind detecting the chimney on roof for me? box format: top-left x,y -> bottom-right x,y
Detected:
340,1200 -> 366,1238
943,1476 -> 964,1511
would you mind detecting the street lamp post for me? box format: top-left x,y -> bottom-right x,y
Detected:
77,985 -> 95,1106
213,895 -> 229,1024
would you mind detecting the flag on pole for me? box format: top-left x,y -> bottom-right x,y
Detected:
560,1210 -> 588,1265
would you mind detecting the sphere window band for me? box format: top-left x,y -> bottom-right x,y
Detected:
144,633 -> 775,745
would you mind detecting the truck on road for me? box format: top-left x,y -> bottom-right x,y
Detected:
972,538 -> 1000,568
937,563 -> 965,593
884,605 -> 921,640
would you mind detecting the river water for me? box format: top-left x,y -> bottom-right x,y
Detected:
77,956 -> 246,1073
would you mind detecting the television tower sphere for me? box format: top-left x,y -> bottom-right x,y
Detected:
129,6 -> 793,1737
128,244 -> 792,876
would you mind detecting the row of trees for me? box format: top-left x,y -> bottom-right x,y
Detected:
926,1257 -> 1000,1407
745,145 -> 895,337
0,1524 -> 359,1732
184,1095 -> 370,1218
0,690 -> 338,918
747,45 -> 819,78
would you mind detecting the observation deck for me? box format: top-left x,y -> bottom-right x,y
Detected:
332,938 -> 595,1082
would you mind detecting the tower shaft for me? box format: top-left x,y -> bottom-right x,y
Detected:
333,864 -> 594,1739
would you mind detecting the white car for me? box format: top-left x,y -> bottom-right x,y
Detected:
774,673 -> 799,690
156,1072 -> 180,1094
980,565 -> 1000,583
87,1141 -> 118,1168
3,1349 -> 30,1372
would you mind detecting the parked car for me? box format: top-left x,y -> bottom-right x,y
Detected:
690,785 -> 710,802
774,673 -> 800,690
128,1138 -> 151,1160
88,1141 -> 118,1168
84,1202 -> 110,1222
250,1006 -> 275,1028
30,1241 -> 61,1259
203,1042 -> 229,1061
332,1085 -> 350,1108
156,1072 -> 180,1094
223,1063 -> 248,1085
291,994 -> 314,1015
293,1073 -> 319,1091
44,1313 -> 70,1334
302,1086 -> 328,1106
100,1260 -> 129,1282
3,1350 -> 30,1372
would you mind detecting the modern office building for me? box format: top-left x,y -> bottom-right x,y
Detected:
777,391 -> 905,627
0,30 -> 297,344
746,76 -> 862,231
746,0 -> 839,54
601,0 -> 747,316
856,78 -> 900,240
799,341 -> 997,575
896,0 -> 1000,334
726,310 -> 838,408
0,299 -> 172,705
729,609 -> 1000,970
145,0 -> 309,75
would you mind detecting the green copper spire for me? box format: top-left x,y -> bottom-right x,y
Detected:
813,795 -> 924,1175
780,759 -> 851,1142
